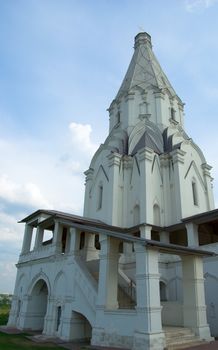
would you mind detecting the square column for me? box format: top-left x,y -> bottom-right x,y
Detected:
52,221 -> 62,254
84,233 -> 98,261
34,226 -> 44,250
140,224 -> 152,240
159,231 -> 170,244
92,235 -> 120,347
69,227 -> 80,256
133,243 -> 165,350
186,222 -> 199,247
21,224 -> 33,254
96,235 -> 119,310
182,255 -> 213,341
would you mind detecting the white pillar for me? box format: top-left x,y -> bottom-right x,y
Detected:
21,224 -> 33,254
182,255 -> 213,341
34,226 -> 44,250
96,235 -> 119,310
140,224 -> 152,239
133,243 -> 165,350
69,227 -> 80,256
186,222 -> 199,247
159,231 -> 170,244
52,221 -> 62,254
84,233 -> 98,261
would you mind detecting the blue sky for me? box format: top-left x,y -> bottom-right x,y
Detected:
1,0 -> 218,292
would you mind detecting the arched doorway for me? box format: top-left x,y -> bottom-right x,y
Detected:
27,279 -> 48,331
69,310 -> 92,341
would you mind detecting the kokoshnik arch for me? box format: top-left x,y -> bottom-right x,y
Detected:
7,33 -> 218,350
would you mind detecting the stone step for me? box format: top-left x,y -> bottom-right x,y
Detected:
164,327 -> 207,350
166,340 -> 207,350
166,335 -> 199,345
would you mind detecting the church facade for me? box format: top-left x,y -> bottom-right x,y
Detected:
7,33 -> 218,349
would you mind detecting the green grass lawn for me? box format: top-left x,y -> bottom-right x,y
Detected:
0,304 -> 88,349
0,332 -> 66,350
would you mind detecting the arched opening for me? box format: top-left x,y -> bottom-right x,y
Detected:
94,234 -> 101,250
153,204 -> 161,226
26,279 -> 48,331
80,232 -> 85,250
160,281 -> 167,302
69,310 -> 92,342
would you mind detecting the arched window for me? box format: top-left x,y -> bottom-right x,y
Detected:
192,180 -> 198,206
159,281 -> 167,301
95,234 -> 101,250
133,204 -> 140,225
97,184 -> 103,210
170,107 -> 175,120
153,204 -> 161,226
116,111 -> 120,125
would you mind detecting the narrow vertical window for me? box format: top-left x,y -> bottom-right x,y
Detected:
171,107 -> 175,120
56,306 -> 62,331
116,111 -> 120,125
98,184 -> 103,209
192,181 -> 198,206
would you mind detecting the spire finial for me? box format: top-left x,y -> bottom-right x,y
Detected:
134,32 -> 152,49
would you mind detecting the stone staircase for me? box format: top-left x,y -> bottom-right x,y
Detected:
164,327 -> 207,349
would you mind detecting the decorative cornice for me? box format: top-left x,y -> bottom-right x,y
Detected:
107,152 -> 122,167
138,148 -> 153,162
171,149 -> 186,164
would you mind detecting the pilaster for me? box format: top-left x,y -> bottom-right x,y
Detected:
83,168 -> 94,216
107,153 -> 122,225
202,163 -> 215,210
170,149 -> 186,221
138,148 -> 153,223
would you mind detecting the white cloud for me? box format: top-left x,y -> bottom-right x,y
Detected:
69,122 -> 98,156
0,174 -> 51,209
185,0 -> 218,12
0,212 -> 23,242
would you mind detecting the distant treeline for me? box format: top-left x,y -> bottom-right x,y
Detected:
0,294 -> 12,305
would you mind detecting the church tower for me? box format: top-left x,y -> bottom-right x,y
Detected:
83,32 -> 214,228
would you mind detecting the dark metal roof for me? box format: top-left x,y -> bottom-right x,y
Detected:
19,209 -> 215,257
182,208 -> 218,225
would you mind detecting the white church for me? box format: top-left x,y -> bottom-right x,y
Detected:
7,32 -> 218,349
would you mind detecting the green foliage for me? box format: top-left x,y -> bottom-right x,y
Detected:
0,332 -> 65,349
0,304 -> 10,326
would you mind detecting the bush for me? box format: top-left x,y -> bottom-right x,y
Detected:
0,304 -> 10,326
